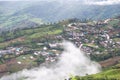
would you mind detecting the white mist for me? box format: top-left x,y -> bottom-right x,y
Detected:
1,41 -> 101,80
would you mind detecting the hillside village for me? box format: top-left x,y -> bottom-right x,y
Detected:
0,17 -> 120,77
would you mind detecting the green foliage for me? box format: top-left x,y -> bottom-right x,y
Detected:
35,57 -> 45,64
108,19 -> 120,29
113,38 -> 120,42
73,69 -> 120,80
0,37 -> 4,42
29,18 -> 43,24
108,19 -> 120,26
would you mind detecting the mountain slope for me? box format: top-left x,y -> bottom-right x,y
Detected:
0,2 -> 43,31
0,14 -> 43,31
0,1 -> 120,31
73,65 -> 120,80
10,1 -> 120,22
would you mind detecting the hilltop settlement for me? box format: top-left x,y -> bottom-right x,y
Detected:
0,17 -> 120,77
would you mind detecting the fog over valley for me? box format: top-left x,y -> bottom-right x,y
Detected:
1,41 -> 101,80
0,0 -> 120,80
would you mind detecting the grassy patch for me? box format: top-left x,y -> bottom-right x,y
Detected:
74,68 -> 120,80
90,69 -> 120,79
108,19 -> 120,26
16,54 -> 35,64
83,43 -> 98,48
113,38 -> 120,42
30,18 -> 43,24
29,29 -> 62,39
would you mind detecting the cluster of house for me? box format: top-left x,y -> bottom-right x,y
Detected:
0,18 -> 119,77
62,18 -> 120,55
0,18 -> 119,65
0,47 -> 24,57
33,50 -> 60,63
0,40 -> 63,65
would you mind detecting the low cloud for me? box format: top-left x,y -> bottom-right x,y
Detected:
85,0 -> 120,5
1,41 -> 101,80
1,0 -> 120,6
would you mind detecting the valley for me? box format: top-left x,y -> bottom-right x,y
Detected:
0,17 -> 120,79
0,0 -> 120,80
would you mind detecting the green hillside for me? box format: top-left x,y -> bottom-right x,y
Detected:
72,66 -> 120,80
0,2 -> 42,31
0,24 -> 63,49
0,1 -> 120,30
0,14 -> 44,31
